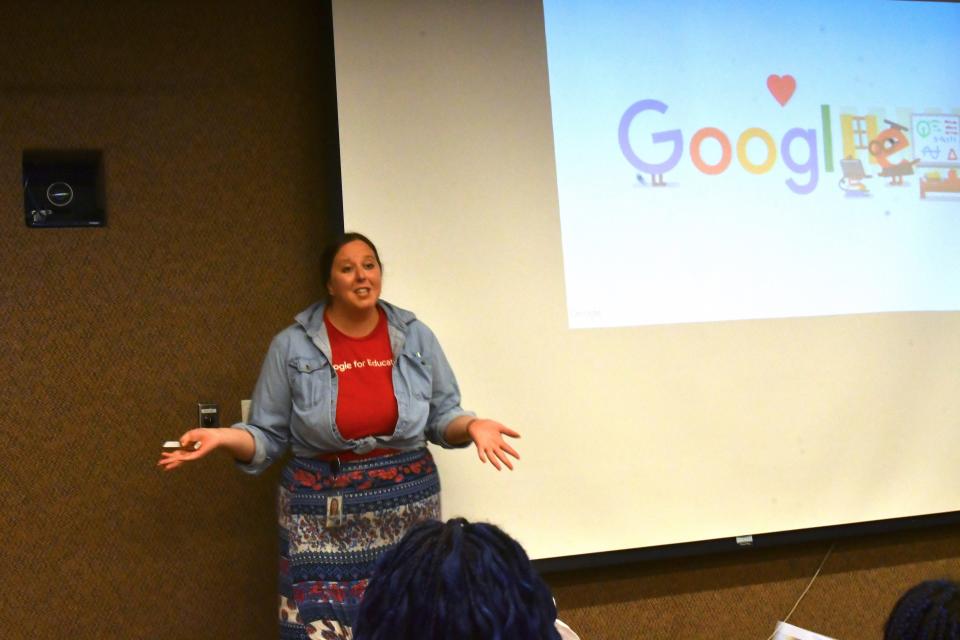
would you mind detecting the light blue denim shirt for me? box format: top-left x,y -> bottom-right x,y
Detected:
234,299 -> 473,475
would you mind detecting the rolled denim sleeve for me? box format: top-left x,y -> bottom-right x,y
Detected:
234,333 -> 292,474
420,325 -> 473,449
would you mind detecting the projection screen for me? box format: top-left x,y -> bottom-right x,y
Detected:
331,0 -> 960,561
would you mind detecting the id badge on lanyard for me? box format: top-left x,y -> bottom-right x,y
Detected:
326,494 -> 344,529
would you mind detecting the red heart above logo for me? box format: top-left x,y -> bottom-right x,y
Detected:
766,74 -> 796,107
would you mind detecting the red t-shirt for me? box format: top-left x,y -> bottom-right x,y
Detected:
324,307 -> 398,441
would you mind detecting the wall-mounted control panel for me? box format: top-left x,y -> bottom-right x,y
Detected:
24,149 -> 105,227
197,402 -> 220,428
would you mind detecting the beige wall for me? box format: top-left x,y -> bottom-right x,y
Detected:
0,2 -> 955,639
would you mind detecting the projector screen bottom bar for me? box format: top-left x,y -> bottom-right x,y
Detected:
533,510 -> 960,574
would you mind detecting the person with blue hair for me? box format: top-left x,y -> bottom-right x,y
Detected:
353,518 -> 579,640
885,579 -> 960,640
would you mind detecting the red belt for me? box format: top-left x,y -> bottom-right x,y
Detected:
313,448 -> 399,463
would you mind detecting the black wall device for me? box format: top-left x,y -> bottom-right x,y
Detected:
24,150 -> 105,228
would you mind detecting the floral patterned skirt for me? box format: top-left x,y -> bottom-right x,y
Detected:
277,449 -> 440,640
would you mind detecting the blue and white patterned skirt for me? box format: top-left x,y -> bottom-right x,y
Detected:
277,449 -> 440,640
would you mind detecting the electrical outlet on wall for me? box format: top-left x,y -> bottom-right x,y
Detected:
240,399 -> 251,423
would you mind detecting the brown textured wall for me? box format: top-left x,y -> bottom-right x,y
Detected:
547,523 -> 960,639
0,2 -> 957,640
0,1 -> 339,638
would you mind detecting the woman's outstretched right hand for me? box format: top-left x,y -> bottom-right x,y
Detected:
156,428 -> 222,471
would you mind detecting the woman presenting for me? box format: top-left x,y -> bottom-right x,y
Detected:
157,232 -> 520,639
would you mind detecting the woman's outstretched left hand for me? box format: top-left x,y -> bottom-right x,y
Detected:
467,419 -> 521,471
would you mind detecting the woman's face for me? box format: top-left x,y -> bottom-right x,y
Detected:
327,240 -> 382,313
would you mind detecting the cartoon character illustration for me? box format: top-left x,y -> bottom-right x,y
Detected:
838,157 -> 871,196
636,173 -> 666,187
868,119 -> 921,185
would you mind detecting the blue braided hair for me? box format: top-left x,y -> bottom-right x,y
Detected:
884,580 -> 960,640
353,518 -> 562,640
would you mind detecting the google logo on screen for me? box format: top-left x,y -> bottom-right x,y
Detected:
618,98 -> 821,195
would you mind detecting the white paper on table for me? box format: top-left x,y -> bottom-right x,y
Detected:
773,621 -> 836,640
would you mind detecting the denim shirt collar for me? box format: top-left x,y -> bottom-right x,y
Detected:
294,299 -> 417,361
